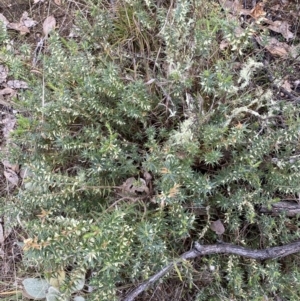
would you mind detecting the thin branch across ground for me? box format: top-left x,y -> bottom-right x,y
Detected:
123,240 -> 300,301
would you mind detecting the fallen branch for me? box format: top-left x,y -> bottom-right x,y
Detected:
123,240 -> 300,301
260,201 -> 300,217
186,200 -> 300,217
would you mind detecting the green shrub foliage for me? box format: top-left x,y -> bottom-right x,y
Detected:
2,0 -> 300,300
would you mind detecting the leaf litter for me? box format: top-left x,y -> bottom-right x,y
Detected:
6,11 -> 37,35
219,0 -> 298,58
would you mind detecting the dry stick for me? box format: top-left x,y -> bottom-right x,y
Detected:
123,240 -> 300,301
32,38 -> 44,67
105,196 -> 140,213
260,201 -> 300,217
187,202 -> 300,217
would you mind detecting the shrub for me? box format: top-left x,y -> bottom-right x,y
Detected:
2,0 -> 300,300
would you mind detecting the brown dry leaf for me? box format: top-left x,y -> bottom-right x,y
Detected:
219,0 -> 241,14
210,220 -> 225,235
43,15 -> 56,37
268,20 -> 293,41
68,24 -> 80,38
250,2 -> 266,19
143,170 -> 152,185
1,115 -> 16,139
219,0 -> 251,16
121,177 -> 149,196
270,4 -> 281,11
0,65 -> 8,84
294,80 -> 300,89
20,12 -> 37,28
0,87 -> 16,96
2,160 -> 19,173
289,44 -> 300,59
6,12 -> 37,35
234,26 -> 245,38
23,237 -> 41,251
0,98 -> 12,109
256,36 -> 290,57
168,184 -> 181,198
228,0 -> 242,12
266,41 -> 289,57
7,80 -> 28,89
0,13 -> 9,27
37,209 -> 51,219
220,39 -> 229,50
281,80 -> 292,92
7,22 -> 30,34
4,169 -> 19,187
160,167 -> 170,174
54,0 -> 61,5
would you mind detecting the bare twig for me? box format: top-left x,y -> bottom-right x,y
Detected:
105,195 -> 140,212
32,37 -> 44,67
123,240 -> 300,301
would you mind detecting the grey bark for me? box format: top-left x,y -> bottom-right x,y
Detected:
260,201 -> 300,216
123,240 -> 300,301
189,201 -> 300,217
